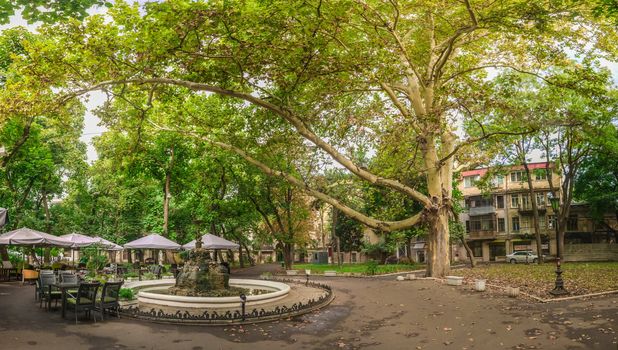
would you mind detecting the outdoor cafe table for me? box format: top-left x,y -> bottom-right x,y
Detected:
50,282 -> 80,318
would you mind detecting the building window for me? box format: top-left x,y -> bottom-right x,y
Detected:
464,175 -> 480,188
535,170 -> 547,181
465,220 -> 470,233
512,216 -> 520,231
510,171 -> 524,182
469,215 -> 495,231
498,218 -> 505,232
511,194 -> 520,208
521,195 -> 530,209
547,215 -> 556,229
491,175 -> 504,187
567,215 -> 578,231
496,195 -> 504,209
469,241 -> 483,257
535,193 -> 545,206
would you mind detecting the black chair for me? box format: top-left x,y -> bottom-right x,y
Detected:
150,265 -> 162,279
66,282 -> 100,324
97,281 -> 123,320
39,274 -> 61,310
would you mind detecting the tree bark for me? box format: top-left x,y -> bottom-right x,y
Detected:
426,208 -> 451,277
162,146 -> 174,237
460,236 -> 476,267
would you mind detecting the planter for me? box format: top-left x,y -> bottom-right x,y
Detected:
474,279 -> 486,292
506,286 -> 520,298
446,276 -> 464,286
22,269 -> 39,281
324,271 -> 337,277
285,270 -> 298,276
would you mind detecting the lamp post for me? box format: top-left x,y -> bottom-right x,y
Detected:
240,293 -> 247,321
548,193 -> 568,296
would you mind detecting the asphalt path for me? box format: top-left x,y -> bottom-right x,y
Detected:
0,264 -> 616,350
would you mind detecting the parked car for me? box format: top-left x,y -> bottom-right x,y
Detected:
506,251 -> 539,264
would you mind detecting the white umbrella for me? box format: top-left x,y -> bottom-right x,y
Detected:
94,237 -> 123,251
124,234 -> 181,250
59,233 -> 100,248
182,233 -> 239,250
0,227 -> 73,247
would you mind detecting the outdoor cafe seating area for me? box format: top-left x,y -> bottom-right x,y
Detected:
0,227 -> 240,324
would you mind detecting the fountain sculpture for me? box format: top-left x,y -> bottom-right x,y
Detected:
170,235 -> 238,297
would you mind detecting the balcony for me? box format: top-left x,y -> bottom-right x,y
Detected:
468,230 -> 497,240
518,205 -> 547,215
468,206 -> 496,216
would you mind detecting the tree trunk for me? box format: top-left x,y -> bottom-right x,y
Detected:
42,189 -> 52,264
0,247 -> 9,261
523,162 -> 544,264
162,146 -> 174,237
283,243 -> 293,269
425,209 -> 451,277
336,236 -> 341,267
238,240 -> 244,268
460,236 -> 476,268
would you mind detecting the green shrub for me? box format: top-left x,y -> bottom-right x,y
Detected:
123,271 -> 138,278
142,272 -> 156,280
365,260 -> 379,275
119,288 -> 135,300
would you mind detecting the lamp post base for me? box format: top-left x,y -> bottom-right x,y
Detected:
549,257 -> 568,296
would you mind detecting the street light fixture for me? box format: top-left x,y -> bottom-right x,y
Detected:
548,193 -> 568,296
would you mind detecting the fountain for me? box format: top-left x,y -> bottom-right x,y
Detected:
126,235 -> 291,308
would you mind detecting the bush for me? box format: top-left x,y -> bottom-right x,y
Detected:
119,288 -> 135,300
385,255 -> 398,264
398,257 -> 412,265
365,260 -> 379,275
142,272 -> 156,280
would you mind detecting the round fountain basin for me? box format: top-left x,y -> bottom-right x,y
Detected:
127,279 -> 291,309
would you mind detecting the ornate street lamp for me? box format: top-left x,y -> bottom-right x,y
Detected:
548,193 -> 568,296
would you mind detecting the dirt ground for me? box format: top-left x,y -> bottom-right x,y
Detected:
0,264 -> 616,350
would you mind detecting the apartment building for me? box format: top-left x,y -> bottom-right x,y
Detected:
458,162 -> 561,262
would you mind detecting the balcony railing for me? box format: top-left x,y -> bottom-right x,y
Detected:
518,205 -> 547,215
467,230 -> 497,240
468,206 -> 496,216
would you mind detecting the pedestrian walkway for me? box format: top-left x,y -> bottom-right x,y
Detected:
0,268 -> 616,349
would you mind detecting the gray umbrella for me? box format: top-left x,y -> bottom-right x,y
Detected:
182,234 -> 239,250
0,227 -> 73,247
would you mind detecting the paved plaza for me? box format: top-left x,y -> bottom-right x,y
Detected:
0,265 -> 616,350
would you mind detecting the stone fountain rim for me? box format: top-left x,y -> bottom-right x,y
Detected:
127,278 -> 291,303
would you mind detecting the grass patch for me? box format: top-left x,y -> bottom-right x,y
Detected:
292,263 -> 424,275
451,262 -> 618,297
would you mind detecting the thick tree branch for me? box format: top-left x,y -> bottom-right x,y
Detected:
62,77 -> 432,207
150,124 -> 423,232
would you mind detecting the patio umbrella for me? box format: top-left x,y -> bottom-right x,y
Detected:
0,227 -> 73,247
59,233 -> 100,248
94,237 -> 123,251
124,234 -> 181,250
182,234 -> 239,250
124,234 -> 180,265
